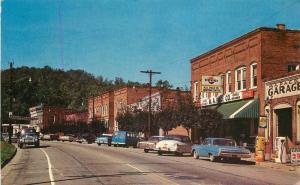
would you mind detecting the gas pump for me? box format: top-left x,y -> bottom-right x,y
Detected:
275,137 -> 287,163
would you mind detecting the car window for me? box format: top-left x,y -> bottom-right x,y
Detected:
213,139 -> 236,146
163,136 -> 191,143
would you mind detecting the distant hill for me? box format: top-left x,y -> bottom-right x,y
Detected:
1,66 -> 145,123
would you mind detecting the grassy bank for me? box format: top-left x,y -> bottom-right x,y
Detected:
1,141 -> 16,166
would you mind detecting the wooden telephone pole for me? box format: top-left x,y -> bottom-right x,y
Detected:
140,70 -> 161,139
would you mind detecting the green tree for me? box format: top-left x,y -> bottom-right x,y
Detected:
153,107 -> 177,135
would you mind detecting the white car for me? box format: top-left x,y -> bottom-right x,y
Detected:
137,136 -> 164,153
155,135 -> 192,156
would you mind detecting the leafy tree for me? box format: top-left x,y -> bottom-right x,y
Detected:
196,109 -> 223,137
153,107 -> 177,135
155,80 -> 173,89
175,92 -> 198,137
116,110 -> 135,132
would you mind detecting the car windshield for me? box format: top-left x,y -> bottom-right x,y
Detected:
163,136 -> 191,143
213,139 -> 236,146
149,136 -> 163,142
23,133 -> 36,137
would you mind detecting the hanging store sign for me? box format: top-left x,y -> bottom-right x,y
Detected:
259,116 -> 267,128
201,76 -> 223,93
265,73 -> 300,100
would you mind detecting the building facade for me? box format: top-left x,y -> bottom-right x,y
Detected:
87,91 -> 114,133
114,86 -> 156,131
265,72 -> 300,150
29,105 -> 75,132
191,24 -> 300,146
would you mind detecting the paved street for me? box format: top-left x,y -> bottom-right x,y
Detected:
1,141 -> 300,185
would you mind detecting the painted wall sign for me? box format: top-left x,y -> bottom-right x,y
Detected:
201,76 -> 223,93
201,91 -> 245,106
265,73 -> 300,100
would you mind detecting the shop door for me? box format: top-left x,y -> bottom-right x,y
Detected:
276,108 -> 292,140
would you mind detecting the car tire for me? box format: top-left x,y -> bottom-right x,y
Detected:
144,149 -> 149,153
193,151 -> 199,159
98,143 -> 101,146
209,154 -> 216,162
19,143 -> 23,149
158,151 -> 163,156
108,144 -> 111,147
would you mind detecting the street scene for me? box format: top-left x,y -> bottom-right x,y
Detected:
1,0 -> 300,185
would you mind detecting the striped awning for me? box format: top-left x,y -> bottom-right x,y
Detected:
216,99 -> 259,119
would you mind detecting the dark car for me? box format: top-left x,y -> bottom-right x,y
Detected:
18,128 -> 40,148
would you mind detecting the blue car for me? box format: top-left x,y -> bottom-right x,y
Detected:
192,138 -> 251,162
111,131 -> 139,148
95,134 -> 112,146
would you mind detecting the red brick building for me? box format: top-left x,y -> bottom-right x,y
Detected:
114,86 -> 158,131
191,24 -> 300,146
87,91 -> 114,133
29,105 -> 75,132
265,71 -> 300,152
129,89 -> 191,136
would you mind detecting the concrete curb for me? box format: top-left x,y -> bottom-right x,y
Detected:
1,147 -> 17,169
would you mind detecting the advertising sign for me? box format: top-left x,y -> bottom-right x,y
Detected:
265,73 -> 300,100
201,76 -> 223,93
291,148 -> 300,164
259,116 -> 267,128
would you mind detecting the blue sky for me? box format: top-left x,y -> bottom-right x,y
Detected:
2,0 -> 300,88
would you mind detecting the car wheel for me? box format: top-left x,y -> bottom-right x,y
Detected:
144,149 -> 149,153
209,154 -> 216,162
158,151 -> 163,156
108,144 -> 111,147
98,143 -> 101,146
176,152 -> 183,156
19,143 -> 23,149
193,151 -> 199,159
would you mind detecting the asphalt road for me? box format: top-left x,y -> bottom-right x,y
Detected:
1,141 -> 300,185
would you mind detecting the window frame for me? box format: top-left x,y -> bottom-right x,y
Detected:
225,71 -> 232,93
250,63 -> 257,89
235,66 -> 247,91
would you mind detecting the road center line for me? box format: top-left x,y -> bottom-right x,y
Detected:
40,148 -> 55,185
126,163 -> 179,185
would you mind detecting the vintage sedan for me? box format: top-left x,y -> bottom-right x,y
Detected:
192,138 -> 251,162
95,134 -> 112,146
155,135 -> 192,156
137,136 -> 164,153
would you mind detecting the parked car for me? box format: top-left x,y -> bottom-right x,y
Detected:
75,137 -> 87,143
155,135 -> 192,156
111,131 -> 139,147
192,138 -> 251,162
137,136 -> 164,153
1,133 -> 9,142
59,134 -> 76,142
18,128 -> 40,148
95,134 -> 112,146
42,134 -> 59,141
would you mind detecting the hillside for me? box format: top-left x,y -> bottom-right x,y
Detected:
1,66 -> 144,123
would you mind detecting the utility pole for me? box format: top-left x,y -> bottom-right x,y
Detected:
140,70 -> 161,139
9,62 -> 14,144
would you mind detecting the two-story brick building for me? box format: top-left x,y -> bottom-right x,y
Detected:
29,104 -> 75,133
191,24 -> 300,148
87,91 -> 114,133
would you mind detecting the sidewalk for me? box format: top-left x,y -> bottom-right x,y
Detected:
245,153 -> 300,173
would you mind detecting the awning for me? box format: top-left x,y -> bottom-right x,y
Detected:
216,99 -> 259,119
